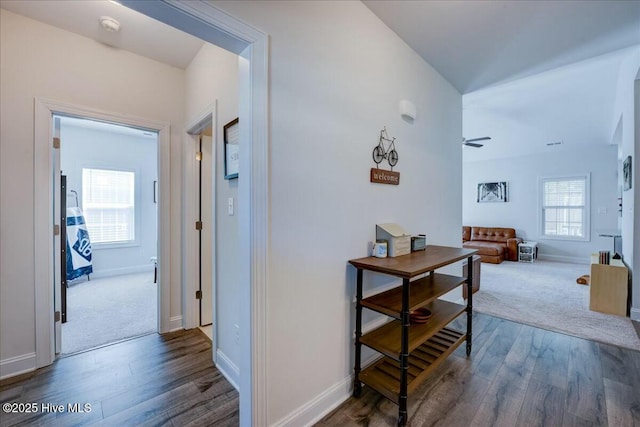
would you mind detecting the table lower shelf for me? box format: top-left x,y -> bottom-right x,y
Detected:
359,327 -> 465,405
360,299 -> 466,360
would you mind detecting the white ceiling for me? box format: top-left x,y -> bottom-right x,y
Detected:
3,1 -> 639,162
364,0 -> 640,93
0,0 -> 204,69
462,47 -> 635,162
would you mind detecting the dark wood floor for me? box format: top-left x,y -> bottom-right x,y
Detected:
3,316 -> 639,427
318,313 -> 640,427
0,329 -> 238,427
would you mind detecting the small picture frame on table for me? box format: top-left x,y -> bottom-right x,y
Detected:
224,118 -> 239,180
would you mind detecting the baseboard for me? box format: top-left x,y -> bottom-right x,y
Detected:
272,375 -> 351,427
168,316 -> 184,332
216,349 -> 240,391
538,254 -> 589,264
0,353 -> 36,380
631,307 -> 640,321
89,264 -> 154,279
361,315 -> 392,336
271,353 -> 379,427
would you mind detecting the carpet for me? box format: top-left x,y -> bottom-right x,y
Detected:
471,260 -> 640,351
62,272 -> 157,354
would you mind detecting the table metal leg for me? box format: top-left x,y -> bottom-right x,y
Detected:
466,255 -> 473,356
398,277 -> 410,425
354,268 -> 363,397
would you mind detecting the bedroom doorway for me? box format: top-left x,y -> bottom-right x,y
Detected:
55,114 -> 159,355
185,112 -> 216,344
197,128 -> 214,329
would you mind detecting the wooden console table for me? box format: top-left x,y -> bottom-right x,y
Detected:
349,245 -> 477,426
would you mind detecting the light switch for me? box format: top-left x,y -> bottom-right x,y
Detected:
228,197 -> 234,216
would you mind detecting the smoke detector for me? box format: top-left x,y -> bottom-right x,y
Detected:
100,16 -> 121,32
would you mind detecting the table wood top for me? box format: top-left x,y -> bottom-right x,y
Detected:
349,245 -> 477,278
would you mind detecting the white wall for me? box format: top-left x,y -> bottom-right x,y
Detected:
184,43 -> 240,380
60,122 -> 158,278
612,46 -> 640,318
0,9 -> 184,374
210,1 -> 462,424
463,146 -> 619,263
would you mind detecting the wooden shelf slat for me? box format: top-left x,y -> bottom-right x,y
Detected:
360,300 -> 466,360
349,245 -> 477,279
360,328 -> 466,404
361,273 -> 466,319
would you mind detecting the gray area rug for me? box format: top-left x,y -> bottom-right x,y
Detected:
62,272 -> 157,354
472,260 -> 640,351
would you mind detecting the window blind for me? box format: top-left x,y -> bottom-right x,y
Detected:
82,168 -> 135,244
542,177 -> 586,238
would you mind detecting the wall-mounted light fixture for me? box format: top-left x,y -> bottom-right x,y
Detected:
399,100 -> 416,121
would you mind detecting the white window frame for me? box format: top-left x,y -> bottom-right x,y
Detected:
538,174 -> 590,242
81,166 -> 140,248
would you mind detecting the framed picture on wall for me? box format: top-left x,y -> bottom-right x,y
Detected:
623,155 -> 632,191
224,118 -> 239,180
477,181 -> 508,203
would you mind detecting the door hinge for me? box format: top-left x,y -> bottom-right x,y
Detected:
196,290 -> 202,300
196,151 -> 203,161
53,137 -> 61,149
54,224 -> 60,236
195,221 -> 203,230
54,311 -> 61,322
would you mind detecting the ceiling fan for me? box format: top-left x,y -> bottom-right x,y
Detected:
462,136 -> 491,148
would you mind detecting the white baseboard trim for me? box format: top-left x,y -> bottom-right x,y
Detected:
168,316 -> 184,332
87,264 -> 154,280
272,353 -> 380,427
216,349 -> 240,391
631,307 -> 640,321
273,375 -> 351,427
0,353 -> 36,380
538,254 -> 589,264
361,315 -> 392,336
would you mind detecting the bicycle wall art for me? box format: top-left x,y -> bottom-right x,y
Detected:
370,127 -> 400,185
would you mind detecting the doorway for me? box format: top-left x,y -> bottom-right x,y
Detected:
56,115 -> 159,355
197,126 -> 215,330
35,98 -> 171,365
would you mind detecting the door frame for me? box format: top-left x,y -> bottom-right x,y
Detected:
121,2 -> 269,425
34,98 -> 171,362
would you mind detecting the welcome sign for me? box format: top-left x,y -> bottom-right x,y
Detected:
370,168 -> 400,185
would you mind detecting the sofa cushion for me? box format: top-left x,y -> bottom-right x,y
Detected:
463,241 -> 504,256
471,227 -> 516,243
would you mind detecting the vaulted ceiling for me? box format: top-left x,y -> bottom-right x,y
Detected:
365,0 -> 640,161
364,0 -> 640,93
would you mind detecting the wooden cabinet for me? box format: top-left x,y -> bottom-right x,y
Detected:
349,245 -> 477,426
589,255 -> 628,316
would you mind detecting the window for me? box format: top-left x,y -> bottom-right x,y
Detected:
82,168 -> 135,244
540,175 -> 589,241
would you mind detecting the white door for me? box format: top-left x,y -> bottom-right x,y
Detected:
200,133 -> 213,326
53,116 -> 62,354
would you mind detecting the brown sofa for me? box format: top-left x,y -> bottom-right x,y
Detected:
462,226 -> 522,263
